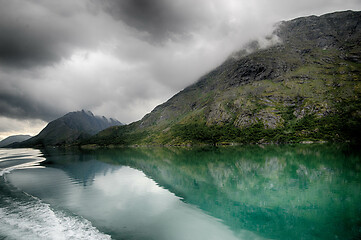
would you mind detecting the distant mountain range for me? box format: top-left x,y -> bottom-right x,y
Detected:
84,10 -> 361,146
11,110 -> 122,148
0,135 -> 32,148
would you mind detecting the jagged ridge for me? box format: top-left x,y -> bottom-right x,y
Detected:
17,110 -> 122,147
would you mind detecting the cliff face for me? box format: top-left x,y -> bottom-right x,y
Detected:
89,11 -> 361,146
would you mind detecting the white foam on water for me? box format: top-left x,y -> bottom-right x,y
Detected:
0,148 -> 45,176
0,161 -> 45,177
0,148 -> 111,240
0,148 -> 42,161
0,195 -> 111,240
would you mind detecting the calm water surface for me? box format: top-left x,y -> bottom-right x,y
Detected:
0,144 -> 360,240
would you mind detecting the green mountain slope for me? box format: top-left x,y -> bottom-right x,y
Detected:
18,110 -> 122,147
87,10 -> 361,146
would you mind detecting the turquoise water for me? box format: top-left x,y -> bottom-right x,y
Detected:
0,144 -> 360,239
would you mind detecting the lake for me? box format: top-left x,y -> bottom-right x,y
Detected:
0,144 -> 360,240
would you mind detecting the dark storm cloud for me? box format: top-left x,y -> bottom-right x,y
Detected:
0,22 -> 66,68
100,0 -> 212,42
0,90 -> 61,121
0,0 -> 100,68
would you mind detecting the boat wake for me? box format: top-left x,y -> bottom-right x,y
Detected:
0,189 -> 111,240
0,148 -> 45,176
0,148 -> 111,240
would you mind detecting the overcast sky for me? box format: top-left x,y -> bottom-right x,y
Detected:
0,0 -> 360,140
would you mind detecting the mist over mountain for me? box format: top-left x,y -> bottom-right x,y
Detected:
85,10 -> 361,146
16,110 -> 122,147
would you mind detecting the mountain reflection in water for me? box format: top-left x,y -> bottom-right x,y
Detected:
5,144 -> 361,240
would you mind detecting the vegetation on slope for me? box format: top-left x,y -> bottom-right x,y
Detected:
84,11 -> 361,146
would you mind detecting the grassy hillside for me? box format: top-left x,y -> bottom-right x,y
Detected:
85,11 -> 361,146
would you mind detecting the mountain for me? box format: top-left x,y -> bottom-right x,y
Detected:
17,110 -> 122,147
86,10 -> 361,146
0,135 -> 32,148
